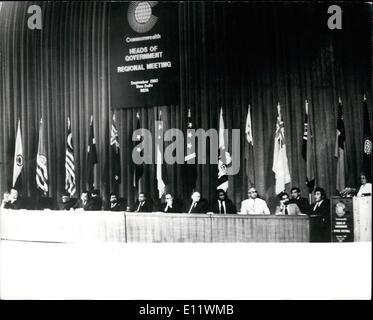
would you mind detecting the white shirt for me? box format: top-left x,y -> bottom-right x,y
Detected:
188,202 -> 197,213
164,202 -> 173,212
218,200 -> 226,214
136,201 -> 145,212
357,183 -> 372,197
313,200 -> 323,211
240,198 -> 270,215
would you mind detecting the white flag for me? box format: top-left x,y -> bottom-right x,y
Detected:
272,103 -> 291,194
217,108 -> 231,192
12,120 -> 23,187
156,111 -> 166,198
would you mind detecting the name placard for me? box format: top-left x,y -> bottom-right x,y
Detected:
331,197 -> 354,242
110,1 -> 180,109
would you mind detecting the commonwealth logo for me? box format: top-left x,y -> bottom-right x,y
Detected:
128,1 -> 158,33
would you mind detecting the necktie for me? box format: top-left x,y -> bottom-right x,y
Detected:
188,202 -> 196,214
136,202 -> 142,212
220,200 -> 226,214
284,205 -> 288,215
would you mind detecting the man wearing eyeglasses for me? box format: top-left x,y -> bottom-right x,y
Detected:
240,187 -> 270,215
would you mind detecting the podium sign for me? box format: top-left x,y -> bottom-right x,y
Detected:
331,197 -> 354,242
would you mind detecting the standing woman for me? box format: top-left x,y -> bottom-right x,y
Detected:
357,173 -> 372,197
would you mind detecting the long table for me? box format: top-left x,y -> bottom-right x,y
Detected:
0,210 -> 310,243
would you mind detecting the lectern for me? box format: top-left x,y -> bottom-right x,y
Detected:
353,196 -> 372,242
330,196 -> 372,242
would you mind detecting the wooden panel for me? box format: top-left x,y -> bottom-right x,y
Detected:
353,196 -> 372,242
211,215 -> 310,242
0,209 -> 126,243
73,211 -> 126,242
1,210 -> 309,243
125,212 -> 212,242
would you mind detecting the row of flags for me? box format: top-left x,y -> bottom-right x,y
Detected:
11,96 -> 371,198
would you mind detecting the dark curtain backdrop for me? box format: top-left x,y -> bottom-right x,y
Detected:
1,1 -> 372,210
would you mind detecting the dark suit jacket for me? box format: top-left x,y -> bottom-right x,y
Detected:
289,197 -> 311,214
134,200 -> 153,212
3,199 -> 23,210
85,197 -> 103,211
184,199 -> 209,214
57,198 -> 78,210
310,199 -> 331,242
209,199 -> 237,214
160,201 -> 182,213
106,199 -> 126,211
72,199 -> 87,210
311,199 -> 330,220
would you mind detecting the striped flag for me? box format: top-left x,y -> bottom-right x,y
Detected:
36,118 -> 48,194
362,94 -> 372,178
65,117 -> 76,196
12,120 -> 24,188
334,98 -> 346,192
244,105 -> 255,187
183,108 -> 197,194
301,100 -> 316,193
272,103 -> 291,195
217,107 -> 231,192
156,110 -> 167,198
132,112 -> 144,189
111,113 -> 121,185
87,115 -> 98,190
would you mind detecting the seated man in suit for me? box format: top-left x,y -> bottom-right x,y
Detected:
275,192 -> 302,215
2,188 -> 23,210
57,193 -> 77,210
289,187 -> 311,214
85,189 -> 103,211
107,192 -> 125,211
208,189 -> 237,214
185,191 -> 209,214
240,187 -> 270,215
134,192 -> 153,212
310,187 -> 331,242
160,193 -> 182,213
72,190 -> 90,210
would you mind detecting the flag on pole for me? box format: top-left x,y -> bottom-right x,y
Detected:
183,108 -> 197,194
36,118 -> 48,194
301,100 -> 316,193
156,110 -> 167,198
87,115 -> 98,190
132,112 -> 144,189
12,120 -> 23,188
244,105 -> 255,187
111,113 -> 121,185
217,107 -> 231,192
65,117 -> 76,196
362,94 -> 372,178
334,98 -> 346,192
272,103 -> 291,195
